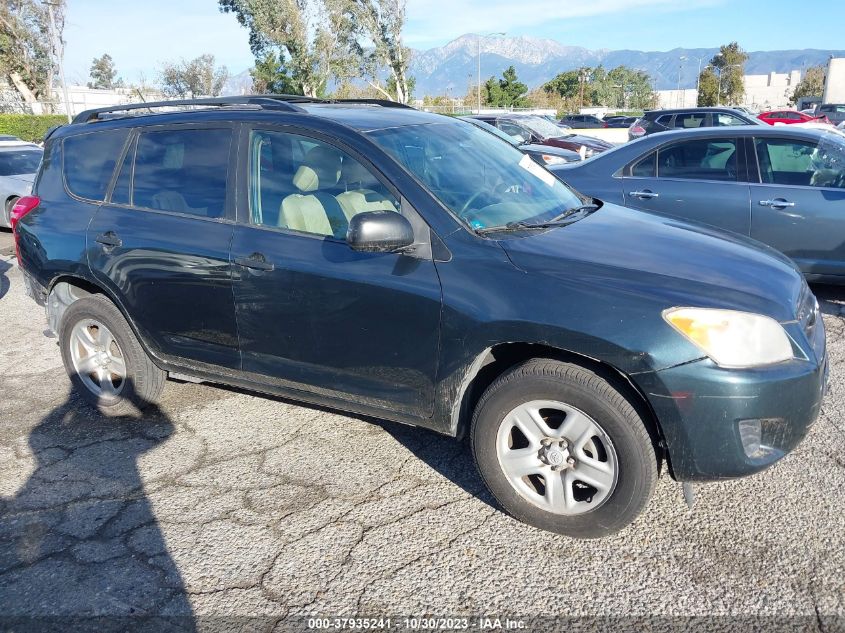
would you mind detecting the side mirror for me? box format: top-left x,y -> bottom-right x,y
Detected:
346,211 -> 415,253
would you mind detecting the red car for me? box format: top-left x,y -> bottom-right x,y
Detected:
758,110 -> 831,125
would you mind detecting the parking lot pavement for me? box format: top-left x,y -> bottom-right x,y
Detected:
0,226 -> 844,630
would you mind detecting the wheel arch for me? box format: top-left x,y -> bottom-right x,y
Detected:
450,342 -> 667,467
46,274 -> 163,369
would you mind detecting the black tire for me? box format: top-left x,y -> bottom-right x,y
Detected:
470,359 -> 657,538
59,294 -> 166,415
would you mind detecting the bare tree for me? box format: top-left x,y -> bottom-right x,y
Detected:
159,54 -> 229,98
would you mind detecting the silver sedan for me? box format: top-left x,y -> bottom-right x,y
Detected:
0,138 -> 42,228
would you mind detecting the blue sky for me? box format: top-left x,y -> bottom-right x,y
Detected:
63,0 -> 845,84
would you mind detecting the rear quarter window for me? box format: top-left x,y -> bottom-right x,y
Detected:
63,129 -> 130,201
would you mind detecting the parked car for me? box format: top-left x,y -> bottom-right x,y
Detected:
758,110 -> 831,126
539,114 -> 571,130
459,116 -> 581,165
628,107 -> 761,141
0,138 -> 42,227
13,96 -> 826,539
559,114 -> 606,129
550,125 -> 845,281
817,104 -> 845,126
470,114 -> 614,157
604,116 -> 638,128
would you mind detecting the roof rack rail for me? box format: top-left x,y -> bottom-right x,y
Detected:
329,99 -> 413,109
71,94 -> 322,124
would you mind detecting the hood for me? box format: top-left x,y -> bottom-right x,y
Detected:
499,203 -> 804,323
521,144 -> 580,160
559,134 -> 614,150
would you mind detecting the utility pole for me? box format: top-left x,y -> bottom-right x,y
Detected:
677,55 -> 687,108
476,32 -> 505,113
46,1 -> 72,122
579,68 -> 587,112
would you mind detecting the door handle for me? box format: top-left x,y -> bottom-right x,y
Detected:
759,199 -> 795,209
234,253 -> 274,272
95,231 -> 122,249
629,190 -> 659,200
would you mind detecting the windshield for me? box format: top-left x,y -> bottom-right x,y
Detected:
518,116 -> 568,139
367,121 -> 586,231
0,149 -> 42,176
462,118 -> 519,147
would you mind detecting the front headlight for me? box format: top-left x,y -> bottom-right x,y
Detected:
663,307 -> 793,368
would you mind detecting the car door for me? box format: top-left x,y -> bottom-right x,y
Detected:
749,134 -> 845,276
230,126 -> 442,418
621,136 -> 752,235
87,124 -> 240,369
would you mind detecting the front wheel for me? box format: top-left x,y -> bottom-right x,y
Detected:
471,359 -> 657,538
59,294 -> 166,415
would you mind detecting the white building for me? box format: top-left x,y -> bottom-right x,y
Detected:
743,70 -> 801,110
654,70 -> 802,110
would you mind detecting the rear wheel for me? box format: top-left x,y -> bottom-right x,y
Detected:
59,294 -> 166,415
471,359 -> 657,538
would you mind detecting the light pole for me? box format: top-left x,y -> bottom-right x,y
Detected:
476,32 -> 506,113
677,56 -> 686,107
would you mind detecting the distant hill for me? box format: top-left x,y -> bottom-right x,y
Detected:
224,34 -> 845,98
409,34 -> 845,96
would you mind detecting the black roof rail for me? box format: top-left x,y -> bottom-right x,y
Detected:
328,98 -> 413,109
71,94 -> 322,124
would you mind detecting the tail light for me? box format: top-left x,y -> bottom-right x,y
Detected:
11,195 -> 40,265
629,121 -> 646,137
602,121 -> 609,128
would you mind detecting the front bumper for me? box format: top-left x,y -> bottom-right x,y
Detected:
634,353 -> 827,481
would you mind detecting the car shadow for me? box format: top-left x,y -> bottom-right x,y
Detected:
208,381 -> 497,510
810,282 -> 845,316
0,258 -> 10,301
0,384 -> 196,631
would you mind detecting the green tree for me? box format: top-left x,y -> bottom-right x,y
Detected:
250,50 -> 299,94
791,65 -> 825,105
0,0 -> 66,111
347,0 -> 412,103
697,42 -> 748,105
543,70 -> 581,99
88,53 -> 120,89
219,0 -> 355,98
484,65 -> 528,107
697,67 -> 720,106
159,54 -> 229,98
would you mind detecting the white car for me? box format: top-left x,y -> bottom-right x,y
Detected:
0,136 -> 43,227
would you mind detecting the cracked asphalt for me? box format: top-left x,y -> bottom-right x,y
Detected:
0,228 -> 844,631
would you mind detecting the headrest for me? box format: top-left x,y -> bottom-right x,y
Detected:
340,159 -> 374,187
293,146 -> 341,192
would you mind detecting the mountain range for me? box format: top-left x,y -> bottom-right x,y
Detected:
225,33 -> 845,97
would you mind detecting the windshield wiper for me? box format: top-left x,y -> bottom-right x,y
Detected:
474,204 -> 599,235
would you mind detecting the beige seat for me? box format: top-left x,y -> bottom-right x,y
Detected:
280,147 -> 343,236
335,160 -> 398,220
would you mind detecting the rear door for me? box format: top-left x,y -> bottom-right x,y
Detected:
230,126 -> 442,418
621,136 -> 752,235
749,134 -> 845,276
87,123 -> 240,369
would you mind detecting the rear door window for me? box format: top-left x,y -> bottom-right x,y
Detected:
657,138 -> 739,181
672,113 -> 708,129
131,128 -> 232,218
63,129 -> 130,201
629,152 -> 657,177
